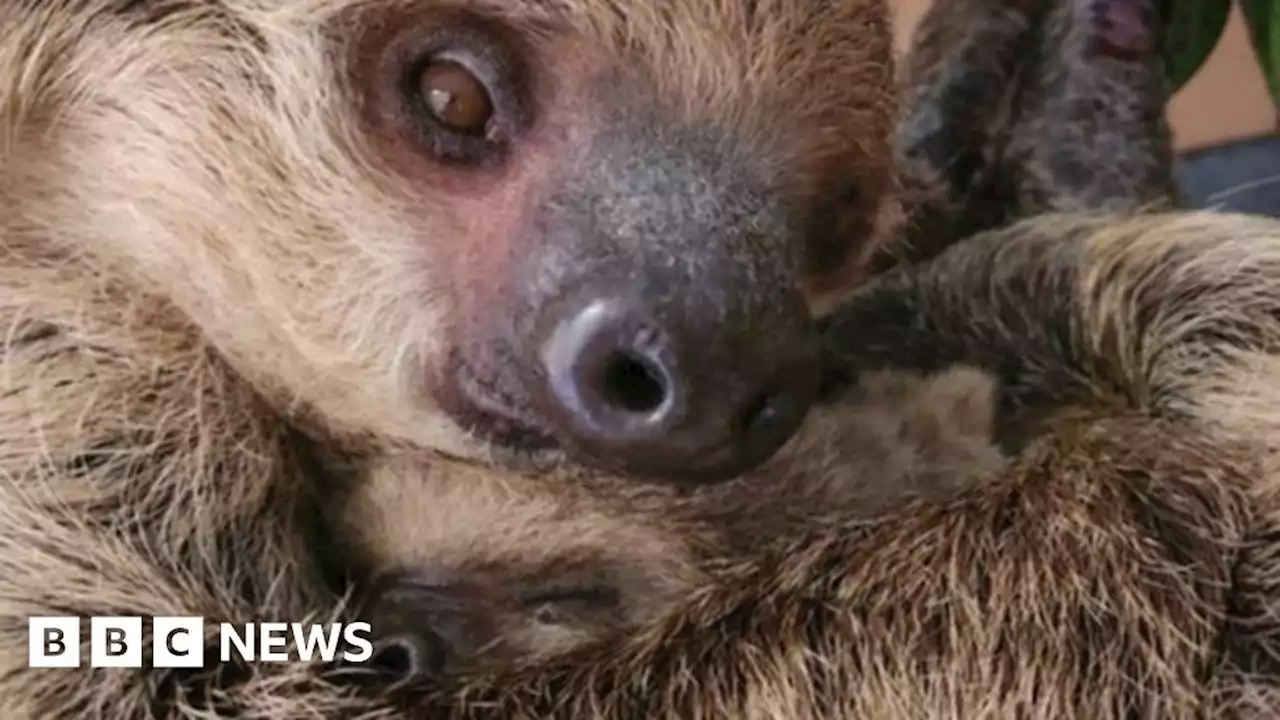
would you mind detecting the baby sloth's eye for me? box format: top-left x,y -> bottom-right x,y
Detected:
418,60 -> 493,135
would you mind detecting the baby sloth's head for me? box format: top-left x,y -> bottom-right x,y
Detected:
332,366 -> 1008,683
330,454 -> 706,681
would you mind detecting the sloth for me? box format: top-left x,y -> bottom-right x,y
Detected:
385,209 -> 1280,718
330,3 -> 1280,714
333,365 -> 1008,679
0,0 -> 1214,718
333,0 -> 1191,690
0,0 -> 898,716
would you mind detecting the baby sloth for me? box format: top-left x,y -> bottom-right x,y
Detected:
335,366 -> 1007,680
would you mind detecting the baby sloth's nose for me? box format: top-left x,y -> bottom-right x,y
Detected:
366,631 -> 448,683
531,293 -> 819,483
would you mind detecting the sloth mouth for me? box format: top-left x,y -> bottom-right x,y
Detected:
446,361 -> 558,452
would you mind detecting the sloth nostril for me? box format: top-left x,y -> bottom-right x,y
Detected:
370,639 -> 413,677
598,351 -> 667,415
368,632 -> 447,681
735,391 -> 778,436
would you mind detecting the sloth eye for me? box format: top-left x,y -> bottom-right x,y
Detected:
403,42 -> 526,165
418,60 -> 494,135
371,16 -> 530,166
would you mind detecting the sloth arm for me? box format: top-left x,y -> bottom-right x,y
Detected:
398,210 -> 1280,718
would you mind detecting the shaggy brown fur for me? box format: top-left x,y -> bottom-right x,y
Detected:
24,204 -> 1280,720
0,0 -> 1249,718
391,210 -> 1280,718
336,366 -> 1006,677
0,0 -> 898,716
335,0 -> 1195,687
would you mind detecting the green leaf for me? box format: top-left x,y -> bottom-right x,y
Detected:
1240,0 -> 1280,105
1159,1 -> 1232,93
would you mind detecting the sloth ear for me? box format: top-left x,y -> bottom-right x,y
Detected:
891,0 -> 1179,267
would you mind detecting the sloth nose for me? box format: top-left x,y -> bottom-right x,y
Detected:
367,631 -> 450,682
532,295 -> 818,483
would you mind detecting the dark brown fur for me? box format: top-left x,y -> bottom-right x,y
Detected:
334,366 -> 1006,678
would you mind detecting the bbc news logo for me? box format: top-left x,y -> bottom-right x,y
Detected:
28,617 -> 373,668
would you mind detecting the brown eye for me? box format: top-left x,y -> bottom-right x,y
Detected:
419,61 -> 493,135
